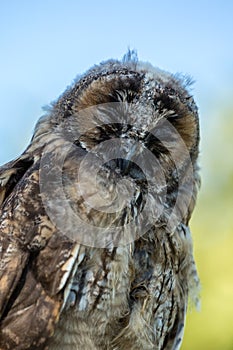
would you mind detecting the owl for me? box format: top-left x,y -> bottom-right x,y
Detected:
0,51 -> 200,350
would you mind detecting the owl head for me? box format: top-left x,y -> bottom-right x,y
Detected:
27,51 -> 200,247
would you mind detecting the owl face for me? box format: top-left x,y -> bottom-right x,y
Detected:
36,59 -> 199,248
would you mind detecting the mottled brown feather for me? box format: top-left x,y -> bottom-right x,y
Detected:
0,53 -> 200,349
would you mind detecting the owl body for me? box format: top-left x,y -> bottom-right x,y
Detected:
0,52 -> 200,350
46,227 -> 192,350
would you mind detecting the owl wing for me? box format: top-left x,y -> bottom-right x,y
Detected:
0,155 -> 80,350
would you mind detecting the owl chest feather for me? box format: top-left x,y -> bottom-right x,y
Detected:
46,229 -> 191,350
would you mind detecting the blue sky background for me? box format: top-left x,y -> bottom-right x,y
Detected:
0,0 -> 233,165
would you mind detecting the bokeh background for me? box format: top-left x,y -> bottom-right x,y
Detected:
0,1 -> 233,349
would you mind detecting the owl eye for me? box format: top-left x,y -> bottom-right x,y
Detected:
144,132 -> 169,158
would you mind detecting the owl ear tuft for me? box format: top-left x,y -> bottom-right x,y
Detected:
0,155 -> 34,206
122,49 -> 138,63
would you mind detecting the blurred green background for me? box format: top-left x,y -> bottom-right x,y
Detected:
182,105 -> 233,349
0,1 -> 233,349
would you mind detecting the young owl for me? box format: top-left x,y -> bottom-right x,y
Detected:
0,51 -> 200,350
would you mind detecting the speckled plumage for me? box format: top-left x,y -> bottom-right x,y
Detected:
0,52 -> 200,350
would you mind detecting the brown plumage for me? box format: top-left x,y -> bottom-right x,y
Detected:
0,52 -> 200,350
